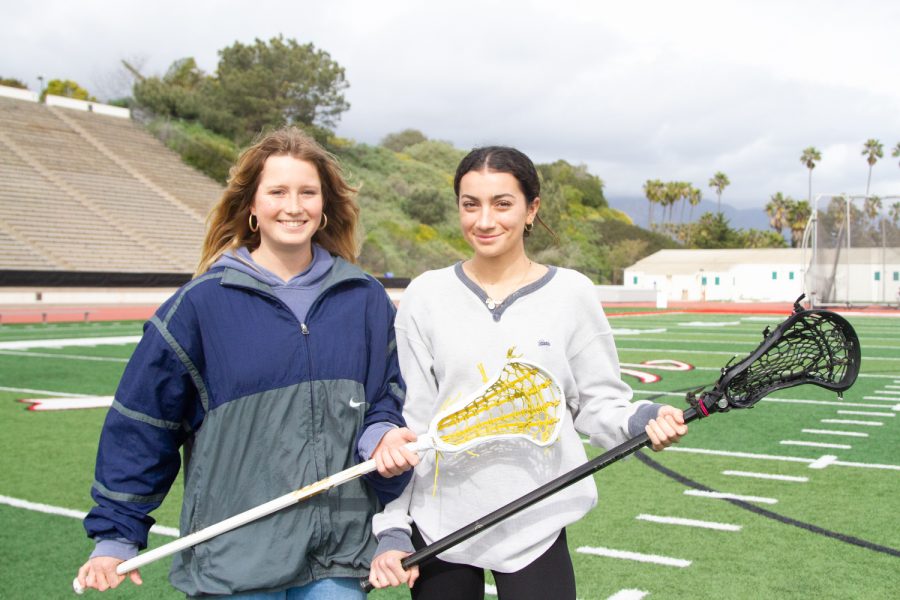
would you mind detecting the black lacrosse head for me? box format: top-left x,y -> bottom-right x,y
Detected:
701,306 -> 860,413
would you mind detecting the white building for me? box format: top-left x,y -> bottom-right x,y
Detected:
623,248 -> 791,303
625,248 -> 900,305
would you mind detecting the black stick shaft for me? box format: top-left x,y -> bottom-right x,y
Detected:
363,405 -> 704,593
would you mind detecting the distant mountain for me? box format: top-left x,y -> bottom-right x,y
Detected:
608,195 -> 771,232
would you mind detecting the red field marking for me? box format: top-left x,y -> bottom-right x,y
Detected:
0,299 -> 896,324
0,305 -> 157,324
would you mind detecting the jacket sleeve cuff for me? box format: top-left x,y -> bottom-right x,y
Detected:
374,527 -> 415,558
91,537 -> 139,561
628,403 -> 663,438
358,422 -> 398,460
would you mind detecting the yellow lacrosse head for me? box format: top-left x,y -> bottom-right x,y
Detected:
423,358 -> 563,454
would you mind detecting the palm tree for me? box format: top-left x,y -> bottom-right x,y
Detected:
862,139 -> 883,197
799,146 -> 821,203
863,195 -> 882,223
643,179 -> 664,230
663,181 -> 681,225
708,172 -> 730,215
893,142 -> 900,167
765,192 -> 789,236
688,185 -> 701,222
890,202 -> 900,225
785,199 -> 812,248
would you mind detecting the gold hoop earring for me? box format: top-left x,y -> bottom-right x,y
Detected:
318,213 -> 328,231
249,213 -> 259,232
524,221 -> 534,235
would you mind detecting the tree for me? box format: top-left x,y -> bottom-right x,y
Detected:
41,79 -> 95,101
402,185 -> 452,226
765,192 -> 789,236
687,185 -> 701,223
0,77 -> 28,89
689,212 -> 736,249
708,171 -> 730,214
890,202 -> 900,225
212,36 -> 350,142
784,199 -> 812,248
537,160 -> 607,209
381,129 -> 427,152
893,142 -> 900,168
734,228 -> 788,249
861,138 -> 883,197
643,179 -> 664,230
663,181 -> 682,225
133,57 -> 210,120
799,146 -> 821,202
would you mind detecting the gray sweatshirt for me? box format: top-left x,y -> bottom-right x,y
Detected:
372,263 -> 660,572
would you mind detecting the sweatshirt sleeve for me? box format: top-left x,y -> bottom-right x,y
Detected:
564,276 -> 655,450
83,314 -> 200,550
359,285 -> 413,504
371,283 -> 438,542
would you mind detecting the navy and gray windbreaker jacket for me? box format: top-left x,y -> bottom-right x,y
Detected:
83,258 -> 411,596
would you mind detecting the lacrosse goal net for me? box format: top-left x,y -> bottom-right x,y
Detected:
802,194 -> 900,307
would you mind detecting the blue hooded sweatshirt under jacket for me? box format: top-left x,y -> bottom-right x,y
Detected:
83,251 -> 411,596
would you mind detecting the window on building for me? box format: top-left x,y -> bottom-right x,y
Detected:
875,272 -> 881,281
772,272 -> 777,280
633,276 -> 638,285
714,276 -> 720,286
789,271 -> 794,280
701,276 -> 707,285
894,272 -> 899,281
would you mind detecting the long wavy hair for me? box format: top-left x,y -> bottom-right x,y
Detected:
195,127 -> 359,276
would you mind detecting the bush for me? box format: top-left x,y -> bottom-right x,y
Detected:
147,119 -> 238,183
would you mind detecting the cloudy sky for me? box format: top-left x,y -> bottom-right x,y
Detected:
3,0 -> 899,210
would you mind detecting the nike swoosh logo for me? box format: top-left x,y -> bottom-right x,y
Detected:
349,399 -> 364,408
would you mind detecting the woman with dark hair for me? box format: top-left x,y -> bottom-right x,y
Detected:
368,146 -> 688,599
76,127 -> 419,598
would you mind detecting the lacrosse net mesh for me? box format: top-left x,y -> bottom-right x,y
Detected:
431,360 -> 562,452
720,311 -> 859,409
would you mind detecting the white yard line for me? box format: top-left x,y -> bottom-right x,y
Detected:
576,546 -> 691,568
0,386 -> 93,397
0,349 -> 128,363
22,396 -> 114,410
619,348 -> 899,362
0,336 -> 140,350
664,446 -> 900,471
761,398 -> 900,410
801,429 -> 868,438
606,590 -> 649,600
836,410 -> 895,417
820,419 -> 882,426
808,455 -> 839,469
722,470 -> 808,482
684,490 -> 778,504
0,494 -> 179,537
780,440 -> 852,449
635,513 -> 741,531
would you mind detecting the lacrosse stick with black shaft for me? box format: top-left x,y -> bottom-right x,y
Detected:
362,297 -> 860,592
74,355 -> 563,594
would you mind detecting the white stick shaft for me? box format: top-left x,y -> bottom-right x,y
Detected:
114,440 -> 428,575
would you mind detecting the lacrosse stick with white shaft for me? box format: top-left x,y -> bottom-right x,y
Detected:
74,355 -> 563,594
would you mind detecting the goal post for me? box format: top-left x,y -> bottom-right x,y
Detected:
803,194 -> 900,308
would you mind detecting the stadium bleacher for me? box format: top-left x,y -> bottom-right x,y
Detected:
0,94 -> 223,277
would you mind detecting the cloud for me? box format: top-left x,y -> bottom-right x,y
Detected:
2,0 -> 898,209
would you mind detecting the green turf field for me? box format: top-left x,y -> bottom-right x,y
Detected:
1,312 -> 898,599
